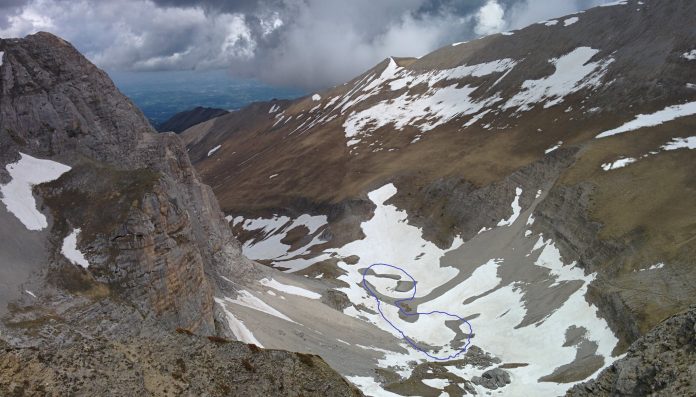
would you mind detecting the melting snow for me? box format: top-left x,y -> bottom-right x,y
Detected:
504,47 -> 613,112
563,17 -> 579,26
661,136 -> 696,151
595,101 -> 696,138
422,378 -> 450,389
331,184 -> 619,395
497,187 -> 523,226
343,58 -> 517,142
600,0 -> 628,6
348,377 -> 402,397
224,291 -> 297,323
61,228 -> 90,268
215,297 -> 264,346
545,141 -> 563,154
1,153 -> 71,230
207,145 -> 222,156
601,157 -> 637,171
258,278 -> 321,299
239,214 -> 328,265
638,263 -> 665,272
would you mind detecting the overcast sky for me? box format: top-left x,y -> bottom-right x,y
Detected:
0,0 -> 612,89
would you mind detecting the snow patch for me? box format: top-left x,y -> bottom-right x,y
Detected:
563,17 -> 579,26
543,20 -> 559,26
638,263 -> 665,272
215,298 -> 264,346
504,47 -> 612,112
207,145 -> 222,156
596,101 -> 696,138
224,291 -> 297,323
259,278 -> 321,299
422,378 -> 450,389
268,104 -> 280,113
545,141 -> 562,154
61,228 -> 90,268
600,0 -> 628,6
311,94 -> 321,101
1,153 -> 71,230
497,187 -> 522,227
0,51 -> 4,66
601,158 -> 637,171
661,136 -> 696,151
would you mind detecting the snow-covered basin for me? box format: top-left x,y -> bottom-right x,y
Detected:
229,182 -> 621,396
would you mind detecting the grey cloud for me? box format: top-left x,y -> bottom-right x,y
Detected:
0,0 -> 613,89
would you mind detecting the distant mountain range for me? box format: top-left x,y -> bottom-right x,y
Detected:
110,69 -> 305,126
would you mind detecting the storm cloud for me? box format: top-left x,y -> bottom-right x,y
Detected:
0,0 -> 613,89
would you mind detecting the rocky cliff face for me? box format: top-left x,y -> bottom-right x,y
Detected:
0,32 -> 361,395
567,306 -> 696,396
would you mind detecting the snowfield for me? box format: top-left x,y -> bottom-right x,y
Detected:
1,152 -> 71,231
228,183 -> 621,396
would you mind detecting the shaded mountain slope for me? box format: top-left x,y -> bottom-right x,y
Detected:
157,106 -> 229,133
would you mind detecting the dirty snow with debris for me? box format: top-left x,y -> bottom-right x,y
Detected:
1,153 -> 71,231
684,50 -> 696,60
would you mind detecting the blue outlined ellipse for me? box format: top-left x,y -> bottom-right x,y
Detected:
362,263 -> 473,361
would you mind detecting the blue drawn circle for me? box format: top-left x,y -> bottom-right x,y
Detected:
362,263 -> 473,361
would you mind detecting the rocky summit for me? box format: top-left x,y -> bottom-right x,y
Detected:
1,0 -> 695,396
